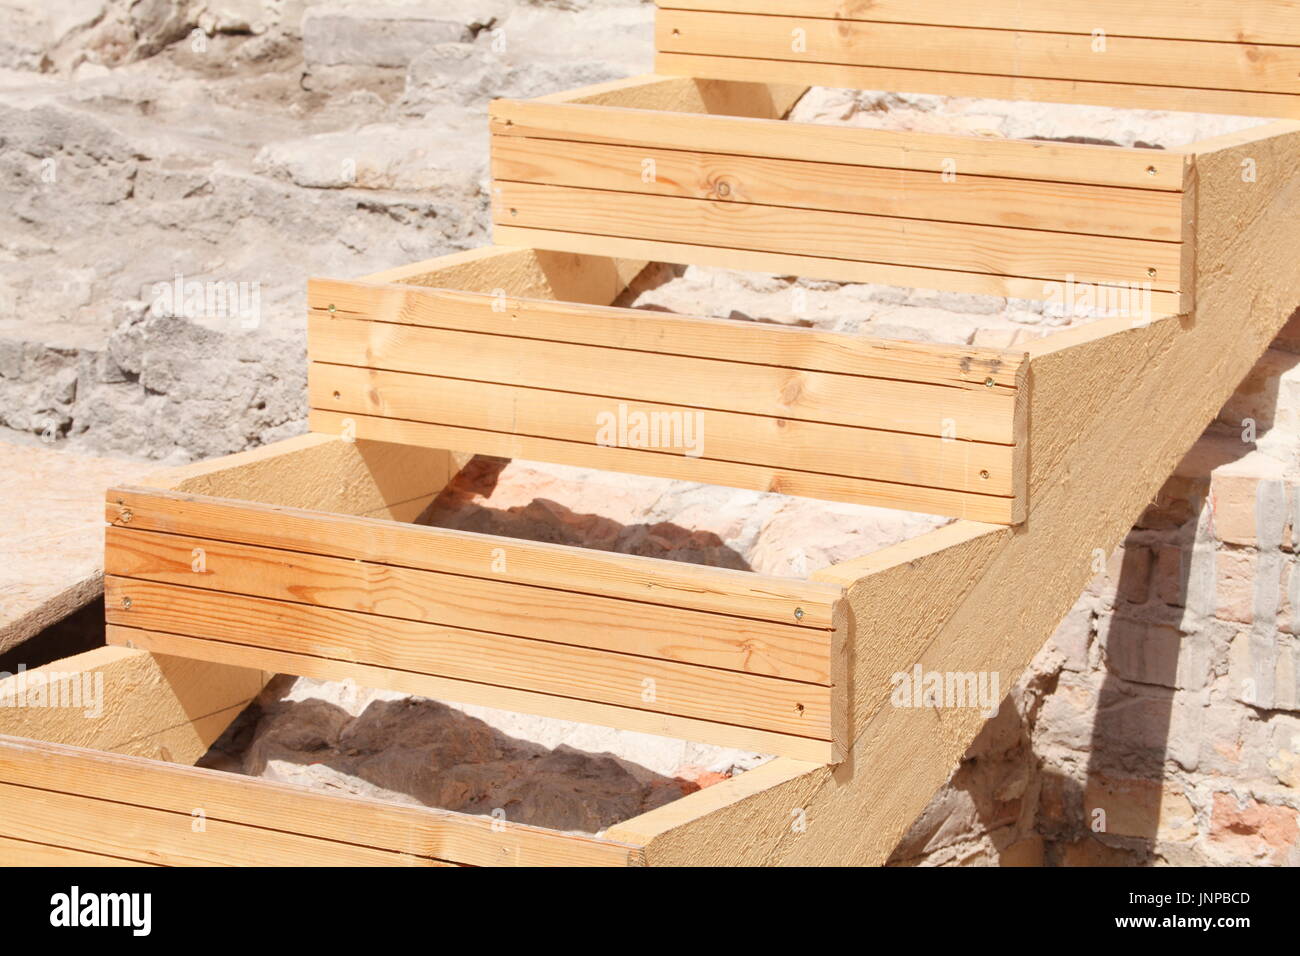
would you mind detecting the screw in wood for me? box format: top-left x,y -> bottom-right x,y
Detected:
119,508 -> 132,524
794,607 -> 805,621
1146,166 -> 1157,176
1147,268 -> 1157,278
328,303 -> 336,314
984,376 -> 995,388
121,596 -> 132,610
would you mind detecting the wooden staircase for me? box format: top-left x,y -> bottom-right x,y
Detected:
4,1 -> 1300,866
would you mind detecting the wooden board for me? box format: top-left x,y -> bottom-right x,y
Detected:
603,121 -> 1300,865
306,279 -> 1027,522
0,645 -> 265,764
653,3 -> 1300,117
105,485 -> 846,760
0,735 -> 639,866
655,0 -> 1300,46
490,90 -> 1191,307
493,135 -> 1184,241
492,180 -> 1181,290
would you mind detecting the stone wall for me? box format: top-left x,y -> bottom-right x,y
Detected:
892,316 -> 1300,866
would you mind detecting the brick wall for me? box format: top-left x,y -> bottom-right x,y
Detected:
890,313 -> 1300,867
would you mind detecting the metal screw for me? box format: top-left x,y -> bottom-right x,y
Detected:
328,303 -> 336,314
1146,166 -> 1157,176
984,376 -> 995,388
1147,267 -> 1157,278
119,508 -> 133,524
121,596 -> 132,610
794,607 -> 805,621
980,470 -> 990,480
509,207 -> 518,217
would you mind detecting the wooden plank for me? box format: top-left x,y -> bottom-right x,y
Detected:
309,364 -> 1016,496
654,0 -> 1300,46
308,316 -> 1020,443
655,52 -> 1300,120
110,625 -> 837,763
311,409 -> 1018,523
0,779 -> 445,867
104,577 -> 834,740
493,136 -> 1184,241
107,528 -> 833,683
0,834 -> 157,867
614,124 -> 1300,865
657,11 -> 1300,95
493,224 -> 1185,316
309,279 -> 1025,389
0,735 -> 639,867
106,487 -> 840,629
536,73 -> 807,120
136,432 -> 453,522
361,244 -> 647,306
490,99 -> 1185,190
0,644 -> 265,764
492,181 -> 1182,290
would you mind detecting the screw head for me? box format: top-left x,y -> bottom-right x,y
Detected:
328,303 -> 336,314
121,596 -> 132,610
119,508 -> 133,524
1147,268 -> 1157,278
980,469 -> 990,480
1146,166 -> 1157,176
984,376 -> 995,388
794,607 -> 805,621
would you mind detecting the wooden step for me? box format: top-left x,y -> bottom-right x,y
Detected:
652,1 -> 1300,117
306,277 -> 1028,524
490,76 -> 1193,313
8,3 -> 1300,865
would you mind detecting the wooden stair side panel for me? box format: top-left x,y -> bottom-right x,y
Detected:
489,95 -> 1191,313
0,735 -> 639,866
306,278 -> 1028,523
653,1 -> 1300,117
104,486 -> 847,762
604,123 -> 1300,865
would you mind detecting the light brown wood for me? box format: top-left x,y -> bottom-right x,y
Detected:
106,486 -> 840,628
106,528 -> 834,683
0,833 -> 156,867
312,409 -> 1019,524
0,645 -> 266,764
493,224 -> 1184,317
654,0 -> 1300,46
307,317 -> 1018,442
0,779 -> 447,867
535,73 -> 806,121
309,364 -> 1015,496
105,577 -> 834,740
0,735 -> 640,866
490,98 -> 1184,190
309,278 -> 1025,388
136,432 -> 453,522
608,124 -> 1300,865
361,244 -> 648,306
493,135 -> 1184,241
110,625 -> 836,763
655,51 -> 1300,120
657,10 -> 1300,95
493,181 -> 1182,290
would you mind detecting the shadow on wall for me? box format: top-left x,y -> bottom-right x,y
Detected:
200,677 -> 694,834
418,454 -> 753,571
887,361 -> 1293,865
